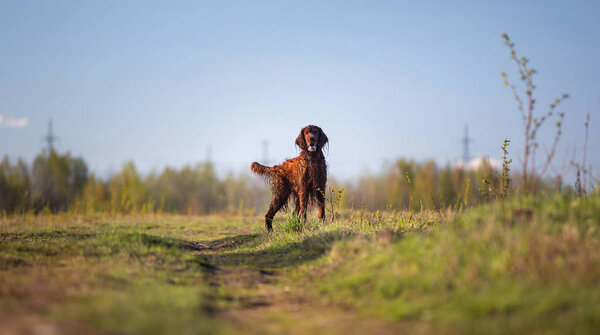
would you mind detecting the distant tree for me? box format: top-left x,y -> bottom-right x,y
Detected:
144,162 -> 225,214
185,162 -> 223,214
438,164 -> 456,207
108,161 -> 145,214
344,158 -> 504,212
71,173 -> 108,214
31,150 -> 88,211
222,171 -> 268,214
0,156 -> 31,213
415,161 -> 437,210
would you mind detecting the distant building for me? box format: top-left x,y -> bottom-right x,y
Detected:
455,156 -> 502,171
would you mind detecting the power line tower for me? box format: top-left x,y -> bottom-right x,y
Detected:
43,119 -> 59,152
461,125 -> 473,163
262,140 -> 269,165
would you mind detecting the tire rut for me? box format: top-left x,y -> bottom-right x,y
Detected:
191,237 -> 406,335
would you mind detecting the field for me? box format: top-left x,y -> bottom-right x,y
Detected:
1,194 -> 600,335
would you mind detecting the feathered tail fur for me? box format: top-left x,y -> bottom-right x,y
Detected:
251,162 -> 274,178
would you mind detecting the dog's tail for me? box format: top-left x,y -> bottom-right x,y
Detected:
251,162 -> 274,177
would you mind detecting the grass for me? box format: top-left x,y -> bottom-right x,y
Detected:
0,214 -> 259,334
1,194 -> 600,334
297,194 -> 600,334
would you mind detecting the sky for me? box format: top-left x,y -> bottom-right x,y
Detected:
1,1 -> 599,182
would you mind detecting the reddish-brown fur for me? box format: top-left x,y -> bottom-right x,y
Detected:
251,125 -> 328,231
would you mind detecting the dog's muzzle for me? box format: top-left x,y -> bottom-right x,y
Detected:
308,144 -> 317,152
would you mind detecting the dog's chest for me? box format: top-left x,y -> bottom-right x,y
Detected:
299,156 -> 326,186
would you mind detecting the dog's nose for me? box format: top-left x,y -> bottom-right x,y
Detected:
309,136 -> 315,142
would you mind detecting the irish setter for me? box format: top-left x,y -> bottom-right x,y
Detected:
251,125 -> 328,231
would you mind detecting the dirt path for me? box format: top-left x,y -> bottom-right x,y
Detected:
192,235 -> 405,335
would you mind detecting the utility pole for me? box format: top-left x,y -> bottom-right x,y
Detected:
461,125 -> 472,163
206,145 -> 212,163
262,140 -> 269,165
44,119 -> 58,152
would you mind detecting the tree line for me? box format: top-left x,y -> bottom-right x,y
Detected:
0,150 -> 267,215
1,150 -> 580,216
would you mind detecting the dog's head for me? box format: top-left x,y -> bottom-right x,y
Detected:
295,125 -> 328,152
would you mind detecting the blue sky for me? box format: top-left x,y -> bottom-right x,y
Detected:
1,1 -> 599,181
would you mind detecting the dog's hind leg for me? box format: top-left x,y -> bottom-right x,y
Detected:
265,180 -> 291,231
293,194 -> 300,216
316,190 -> 326,222
298,191 -> 309,223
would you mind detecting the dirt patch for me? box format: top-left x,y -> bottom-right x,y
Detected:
0,256 -> 33,270
180,241 -> 211,251
183,233 -> 260,252
192,241 -> 405,335
0,316 -> 97,335
219,276 -> 406,335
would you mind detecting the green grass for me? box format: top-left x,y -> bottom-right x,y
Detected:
1,194 -> 600,334
297,195 -> 600,334
0,214 -> 262,334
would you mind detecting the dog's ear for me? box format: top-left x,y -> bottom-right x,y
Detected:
317,128 -> 328,148
295,127 -> 307,150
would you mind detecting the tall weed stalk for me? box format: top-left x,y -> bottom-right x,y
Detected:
501,33 -> 568,193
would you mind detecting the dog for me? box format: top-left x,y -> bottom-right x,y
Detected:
251,125 -> 328,231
